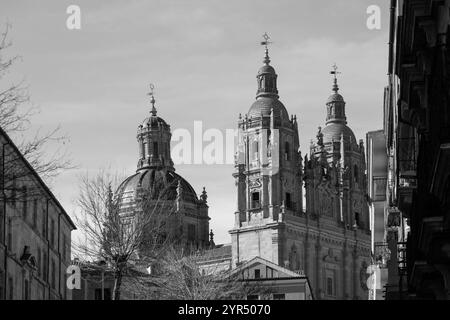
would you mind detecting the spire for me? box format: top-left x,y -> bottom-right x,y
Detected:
256,33 -> 278,99
147,83 -> 157,116
261,32 -> 272,65
330,63 -> 341,93
326,64 -> 347,125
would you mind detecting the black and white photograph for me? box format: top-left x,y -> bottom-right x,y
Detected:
0,0 -> 449,309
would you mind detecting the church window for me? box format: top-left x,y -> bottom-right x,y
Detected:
254,269 -> 261,279
354,212 -> 360,227
285,193 -> 292,210
251,140 -> 259,160
284,141 -> 291,161
153,142 -> 159,156
188,224 -> 196,242
251,192 -> 260,209
354,165 -> 359,184
326,277 -> 334,296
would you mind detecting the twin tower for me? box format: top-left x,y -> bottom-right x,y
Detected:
230,44 -> 371,300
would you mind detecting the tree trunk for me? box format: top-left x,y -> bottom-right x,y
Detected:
113,270 -> 123,300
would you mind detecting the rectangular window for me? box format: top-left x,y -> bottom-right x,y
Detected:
273,293 -> 286,300
153,142 -> 158,156
251,192 -> 260,209
247,295 -> 259,300
254,269 -> 260,279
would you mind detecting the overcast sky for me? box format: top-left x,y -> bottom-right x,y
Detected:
1,0 -> 389,244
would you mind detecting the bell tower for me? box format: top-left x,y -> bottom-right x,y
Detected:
230,34 -> 303,267
136,84 -> 174,172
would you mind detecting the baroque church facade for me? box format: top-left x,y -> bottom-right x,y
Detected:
229,46 -> 372,300
115,93 -> 211,249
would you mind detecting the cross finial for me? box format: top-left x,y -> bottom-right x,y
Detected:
330,63 -> 341,93
147,83 -> 157,116
260,32 -> 272,65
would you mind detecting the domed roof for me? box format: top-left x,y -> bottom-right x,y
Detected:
321,123 -> 357,145
116,169 -> 199,206
258,65 -> 276,75
248,97 -> 289,121
140,115 -> 168,129
326,93 -> 345,104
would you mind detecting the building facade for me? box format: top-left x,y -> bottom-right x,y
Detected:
0,127 -> 76,300
383,0 -> 450,299
115,92 -> 211,249
229,46 -> 371,299
366,130 -> 389,299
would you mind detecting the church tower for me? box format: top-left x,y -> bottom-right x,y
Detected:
230,39 -> 371,299
115,86 -> 210,250
305,66 -> 370,231
230,35 -> 303,268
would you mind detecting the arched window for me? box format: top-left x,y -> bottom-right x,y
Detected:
284,141 -> 291,161
354,165 -> 359,184
153,142 -> 159,157
251,140 -> 259,160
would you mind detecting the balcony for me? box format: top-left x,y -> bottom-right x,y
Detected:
374,242 -> 391,268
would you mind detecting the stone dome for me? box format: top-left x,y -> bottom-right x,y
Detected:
326,93 -> 345,104
140,115 -> 168,129
258,65 -> 276,75
248,97 -> 289,121
115,168 -> 199,206
321,123 -> 357,145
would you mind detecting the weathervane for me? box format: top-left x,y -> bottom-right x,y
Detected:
261,33 -> 272,65
148,83 -> 157,116
261,32 -> 272,49
330,63 -> 341,93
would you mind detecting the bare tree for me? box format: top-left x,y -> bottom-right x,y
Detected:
73,170 -> 179,300
150,247 -> 266,300
0,23 -> 74,192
